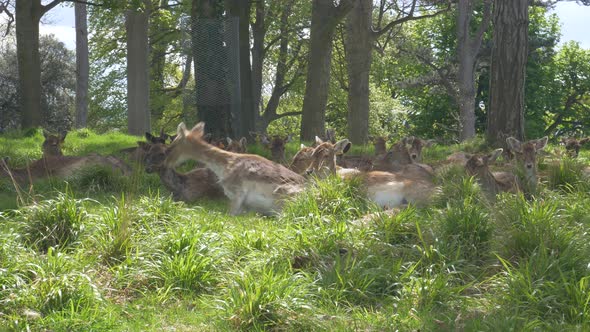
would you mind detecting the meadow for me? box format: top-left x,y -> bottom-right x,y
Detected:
1,128 -> 590,331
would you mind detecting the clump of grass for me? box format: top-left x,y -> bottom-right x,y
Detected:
546,157 -> 586,192
95,196 -> 133,265
436,193 -> 492,266
149,223 -> 221,295
70,165 -> 130,193
433,173 -> 485,208
216,266 -> 313,330
18,190 -> 89,252
282,175 -> 372,223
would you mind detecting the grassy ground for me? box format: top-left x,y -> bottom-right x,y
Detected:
1,129 -> 590,331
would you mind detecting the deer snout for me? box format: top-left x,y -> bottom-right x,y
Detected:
411,154 -> 417,160
305,168 -> 314,176
526,163 -> 533,169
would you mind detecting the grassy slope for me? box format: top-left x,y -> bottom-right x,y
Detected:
1,129 -> 590,331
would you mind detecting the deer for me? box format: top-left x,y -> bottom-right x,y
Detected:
143,142 -> 225,202
289,144 -> 315,175
261,134 -> 291,164
506,136 -> 548,193
119,130 -> 174,163
304,139 -> 435,209
561,137 -> 590,158
165,122 -> 305,215
464,148 -> 520,198
372,137 -> 435,179
368,135 -> 390,156
2,131 -> 131,184
225,137 -> 247,153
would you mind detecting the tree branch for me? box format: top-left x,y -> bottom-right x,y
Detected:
372,0 -> 451,39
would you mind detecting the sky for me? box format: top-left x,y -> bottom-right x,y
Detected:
25,2 -> 590,51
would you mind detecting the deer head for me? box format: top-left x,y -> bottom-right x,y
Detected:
226,137 -> 247,153
506,136 -> 548,191
562,137 -> 590,157
289,144 -> 315,175
405,136 -> 435,162
165,122 -> 201,168
42,130 -> 67,157
262,134 -> 291,163
145,129 -> 171,144
465,148 -> 505,196
369,135 -> 389,156
143,142 -> 167,174
305,136 -> 351,178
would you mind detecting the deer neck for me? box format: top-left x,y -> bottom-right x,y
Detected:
186,137 -> 236,178
158,167 -> 185,193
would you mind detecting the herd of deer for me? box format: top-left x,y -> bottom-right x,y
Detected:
3,122 -> 588,216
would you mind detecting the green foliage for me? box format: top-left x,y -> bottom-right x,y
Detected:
17,191 -> 88,252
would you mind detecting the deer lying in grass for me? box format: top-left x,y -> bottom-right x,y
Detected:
506,136 -> 548,193
464,148 -> 519,198
304,139 -> 435,208
368,135 -> 391,156
120,130 -> 174,163
165,122 -> 305,215
261,134 -> 291,163
1,131 -> 131,184
290,144 -> 315,175
143,142 -> 224,202
225,137 -> 247,153
561,137 -> 590,158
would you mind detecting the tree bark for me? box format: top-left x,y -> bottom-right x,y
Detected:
75,2 -> 89,128
345,0 -> 372,145
487,0 -> 528,145
126,5 -> 151,135
227,0 -> 255,138
16,0 -> 43,129
191,0 -> 233,138
454,0 -> 492,141
149,0 -> 170,121
300,0 -> 355,141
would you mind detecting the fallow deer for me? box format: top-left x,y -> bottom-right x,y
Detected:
289,144 -> 315,175
1,131 -> 132,184
143,143 -> 225,202
165,122 -> 305,215
304,139 -> 435,209
406,136 -> 435,163
225,137 -> 247,153
261,134 -> 291,163
464,148 -> 519,198
120,130 -> 173,163
506,136 -> 548,193
368,135 -> 390,156
561,137 -> 590,158
372,137 -> 435,178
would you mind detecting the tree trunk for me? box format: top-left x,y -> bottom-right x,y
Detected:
345,0 -> 372,145
16,0 -> 43,129
75,2 -> 89,128
300,0 -> 354,141
250,0 -> 265,124
126,6 -> 151,135
227,0 -> 255,139
456,0 -> 476,141
149,0 -> 171,121
191,0 -> 233,138
487,0 -> 528,145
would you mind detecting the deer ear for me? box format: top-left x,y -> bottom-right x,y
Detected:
261,135 -> 270,145
59,131 -> 67,142
239,137 -> 247,147
315,136 -> 324,146
177,122 -> 188,139
335,139 -> 352,155
535,136 -> 548,150
191,122 -> 205,135
506,137 -> 523,153
488,148 -> 503,162
425,139 -> 436,147
137,141 -> 149,150
368,135 -> 374,142
300,143 -> 307,149
226,137 -> 233,145
145,132 -> 155,142
285,135 -> 292,143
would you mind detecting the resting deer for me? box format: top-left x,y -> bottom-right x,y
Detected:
368,135 -> 390,156
506,136 -> 548,193
120,130 -> 173,163
165,122 -> 305,215
304,139 -> 435,209
406,136 -> 435,163
372,137 -> 435,179
464,148 -> 519,198
225,137 -> 247,153
261,134 -> 291,163
2,132 -> 131,184
143,142 -> 224,202
561,137 -> 590,158
290,144 -> 315,175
